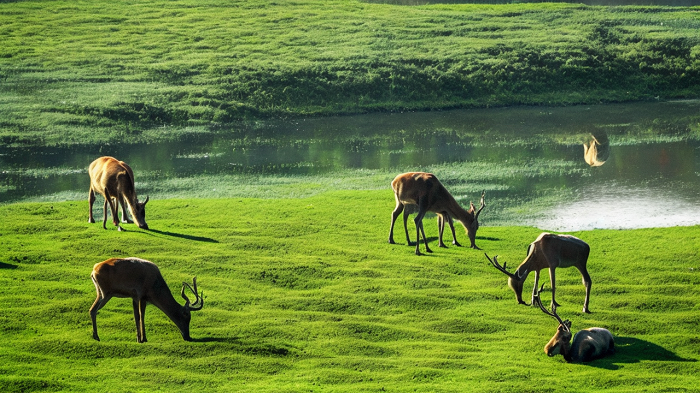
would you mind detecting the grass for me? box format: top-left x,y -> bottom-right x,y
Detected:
1,191 -> 699,392
2,0 -> 700,146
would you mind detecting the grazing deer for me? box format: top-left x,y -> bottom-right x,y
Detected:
88,156 -> 149,231
90,257 -> 203,343
388,172 -> 485,255
485,232 -> 592,313
534,285 -> 614,362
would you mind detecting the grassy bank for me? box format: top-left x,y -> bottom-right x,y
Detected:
1,0 -> 700,146
1,191 -> 698,392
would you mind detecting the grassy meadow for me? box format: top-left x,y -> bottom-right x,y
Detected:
1,191 -> 699,392
2,0 -> 700,146
2,0 -> 700,391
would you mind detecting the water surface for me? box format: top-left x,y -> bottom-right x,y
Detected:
1,100 -> 699,231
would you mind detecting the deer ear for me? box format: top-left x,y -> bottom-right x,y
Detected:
143,195 -> 150,205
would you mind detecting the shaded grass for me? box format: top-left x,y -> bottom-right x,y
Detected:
0,191 -> 699,392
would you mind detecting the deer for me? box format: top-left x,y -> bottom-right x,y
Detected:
88,156 -> 149,231
89,257 -> 204,343
534,284 -> 614,362
388,172 -> 485,255
485,232 -> 592,313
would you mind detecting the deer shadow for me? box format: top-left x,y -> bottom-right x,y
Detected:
145,228 -> 219,243
585,336 -> 696,370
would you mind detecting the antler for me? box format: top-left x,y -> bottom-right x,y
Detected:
485,253 -> 519,280
474,190 -> 486,220
533,284 -> 570,332
181,277 -> 204,311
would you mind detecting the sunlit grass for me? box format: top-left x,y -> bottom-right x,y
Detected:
0,193 -> 698,392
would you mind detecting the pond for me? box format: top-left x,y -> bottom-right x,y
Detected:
1,100 -> 700,231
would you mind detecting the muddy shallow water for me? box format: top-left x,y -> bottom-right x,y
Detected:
2,100 -> 699,231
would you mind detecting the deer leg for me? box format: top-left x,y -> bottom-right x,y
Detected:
119,197 -> 133,224
437,214 -> 447,248
89,283 -> 111,341
446,213 -> 461,247
88,189 -> 96,224
548,268 -> 560,310
104,189 -> 122,231
402,208 -> 414,246
579,267 -> 592,314
531,270 -> 541,306
388,200 -> 404,244
133,299 -> 148,343
102,198 -> 109,230
414,198 -> 432,255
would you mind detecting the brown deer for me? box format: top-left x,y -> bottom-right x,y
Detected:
534,285 -> 614,362
388,172 -> 485,255
485,232 -> 592,313
88,156 -> 149,231
90,257 -> 203,343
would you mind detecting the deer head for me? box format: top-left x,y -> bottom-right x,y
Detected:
176,277 -> 204,341
466,191 -> 486,246
485,253 -> 527,305
534,284 -> 572,359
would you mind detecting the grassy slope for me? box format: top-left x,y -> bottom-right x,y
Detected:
2,0 -> 700,145
1,191 -> 698,392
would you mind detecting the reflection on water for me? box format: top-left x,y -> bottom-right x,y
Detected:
1,100 -> 700,231
583,131 -> 610,167
538,182 -> 700,231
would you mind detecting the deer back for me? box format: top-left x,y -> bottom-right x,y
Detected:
519,233 -> 589,275
92,258 -> 165,299
89,157 -> 130,197
569,328 -> 615,362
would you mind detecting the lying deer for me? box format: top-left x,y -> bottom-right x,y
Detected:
389,172 -> 485,255
486,232 -> 592,313
90,257 -> 203,343
534,285 -> 614,362
88,156 -> 149,231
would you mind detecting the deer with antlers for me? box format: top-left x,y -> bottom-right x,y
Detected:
388,172 -> 485,255
485,232 -> 592,313
90,257 -> 204,343
88,156 -> 149,231
534,285 -> 614,362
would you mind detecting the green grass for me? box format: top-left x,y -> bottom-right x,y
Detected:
1,191 -> 699,392
2,0 -> 700,146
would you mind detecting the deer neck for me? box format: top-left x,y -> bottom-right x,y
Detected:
560,341 -> 573,362
440,197 -> 474,226
150,280 -> 185,325
514,246 -> 543,281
